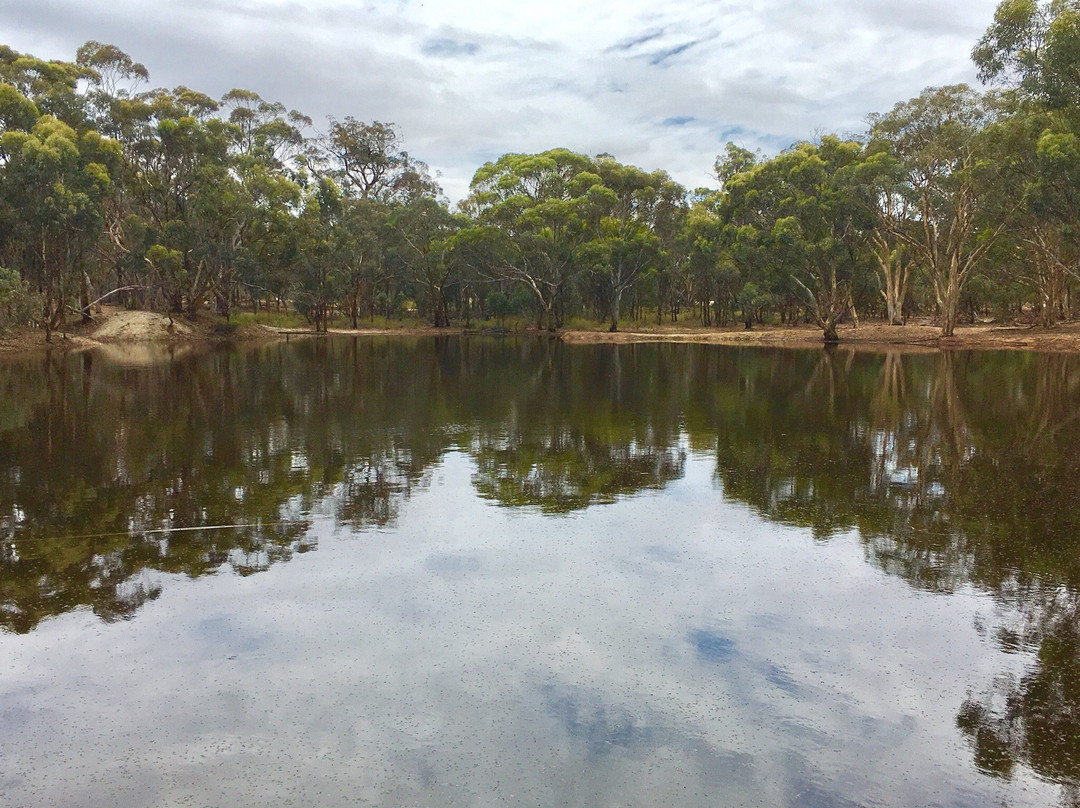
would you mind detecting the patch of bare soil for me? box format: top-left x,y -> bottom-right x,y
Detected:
0,306 -> 283,357
91,309 -> 198,341
0,328 -> 50,355
255,325 -> 472,339
7,311 -> 1080,357
89,306 -> 282,344
561,321 -> 1080,352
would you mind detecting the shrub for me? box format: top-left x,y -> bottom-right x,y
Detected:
0,267 -> 40,335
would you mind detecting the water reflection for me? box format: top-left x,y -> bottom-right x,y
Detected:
702,348 -> 1080,797
1,339 -> 1080,804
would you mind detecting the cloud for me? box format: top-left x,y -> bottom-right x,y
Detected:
0,0 -> 1003,201
421,38 -> 480,58
607,27 -> 666,53
647,39 -> 706,66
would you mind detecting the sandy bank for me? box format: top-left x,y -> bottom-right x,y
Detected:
559,321 -> 1080,353
5,309 -> 1080,357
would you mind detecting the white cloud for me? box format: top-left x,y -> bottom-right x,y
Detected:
0,0 -> 1002,201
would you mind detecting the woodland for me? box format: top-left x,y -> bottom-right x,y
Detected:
2,0 -> 1080,342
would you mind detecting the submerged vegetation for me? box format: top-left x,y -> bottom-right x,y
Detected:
2,2 -> 1080,341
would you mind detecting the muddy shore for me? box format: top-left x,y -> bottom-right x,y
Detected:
5,308 -> 1080,356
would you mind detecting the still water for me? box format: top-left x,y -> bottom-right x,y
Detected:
1,338 -> 1079,807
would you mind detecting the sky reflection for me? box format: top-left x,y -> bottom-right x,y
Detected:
0,447 -> 1059,807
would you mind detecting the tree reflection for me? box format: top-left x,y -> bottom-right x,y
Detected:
3,339 -> 1080,797
467,342 -> 687,512
0,340 -> 453,632
472,431 -> 685,513
0,339 -> 692,630
957,591 -> 1080,794
698,347 -> 1080,796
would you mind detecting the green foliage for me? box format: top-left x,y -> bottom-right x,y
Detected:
2,20 -> 1080,335
974,0 -> 1080,111
0,266 -> 39,333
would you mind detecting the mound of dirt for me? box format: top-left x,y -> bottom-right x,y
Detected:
90,310 -> 197,342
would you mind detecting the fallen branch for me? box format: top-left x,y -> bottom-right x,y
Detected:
84,285 -> 146,311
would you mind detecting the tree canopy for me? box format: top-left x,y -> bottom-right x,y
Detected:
2,4 -> 1080,338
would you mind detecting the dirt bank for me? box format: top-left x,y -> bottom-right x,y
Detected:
560,321 -> 1080,353
0,306 -> 278,357
6,309 -> 1080,357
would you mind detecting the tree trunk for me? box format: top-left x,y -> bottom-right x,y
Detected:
941,277 -> 960,337
80,272 -> 93,323
609,284 -> 622,332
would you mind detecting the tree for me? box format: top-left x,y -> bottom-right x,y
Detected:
714,141 -> 758,187
331,197 -> 386,328
462,149 -> 600,330
720,137 -> 869,342
322,118 -> 438,203
852,147 -> 916,325
384,197 -> 461,327
0,115 -> 120,339
294,177 -> 347,331
118,86 -> 232,315
585,156 -> 686,331
869,86 -> 1013,336
975,3 -> 1080,326
0,265 -> 39,332
974,0 -> 1080,112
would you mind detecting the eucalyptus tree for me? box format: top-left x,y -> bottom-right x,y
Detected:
721,137 -> 869,342
711,148 -> 798,328
0,114 -> 121,340
851,147 -> 916,325
714,141 -> 758,187
294,177 -> 347,331
74,40 -> 149,136
1022,119 -> 1080,321
322,117 -> 439,203
869,86 -> 1013,336
974,0 -> 1080,113
192,89 -> 311,318
656,223 -> 695,323
238,179 -> 301,314
118,86 -> 232,314
0,46 -> 128,336
0,266 -> 38,333
333,197 -> 387,327
678,198 -> 740,326
384,197 -> 463,327
585,156 -> 686,331
67,44 -> 153,310
975,101 -> 1080,324
0,44 -> 95,130
221,88 -> 311,169
462,149 -> 601,330
974,1 -> 1080,325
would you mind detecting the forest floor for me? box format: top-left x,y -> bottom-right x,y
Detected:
5,307 -> 1080,356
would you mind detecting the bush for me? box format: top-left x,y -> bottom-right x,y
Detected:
0,267 -> 40,335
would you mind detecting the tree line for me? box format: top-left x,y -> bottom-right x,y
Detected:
2,0 -> 1080,341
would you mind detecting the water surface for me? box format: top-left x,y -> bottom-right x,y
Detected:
1,339 -> 1078,807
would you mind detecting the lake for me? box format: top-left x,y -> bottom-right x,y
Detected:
1,337 -> 1078,807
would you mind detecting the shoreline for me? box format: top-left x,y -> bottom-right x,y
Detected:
5,308 -> 1080,357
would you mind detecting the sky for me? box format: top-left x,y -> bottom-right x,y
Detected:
1,0 -> 1003,202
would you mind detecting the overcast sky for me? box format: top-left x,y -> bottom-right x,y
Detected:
2,0 -> 1001,201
